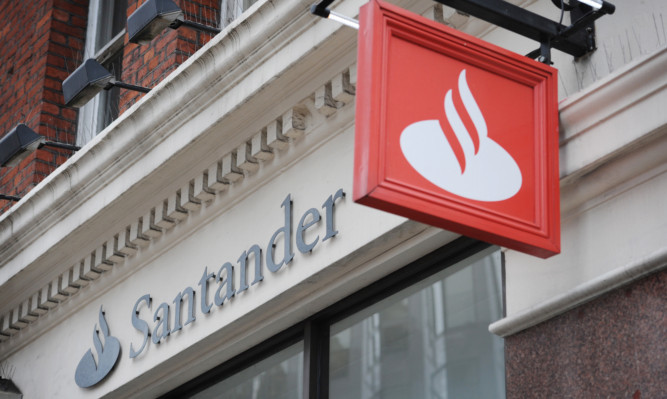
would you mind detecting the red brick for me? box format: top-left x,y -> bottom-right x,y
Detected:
35,149 -> 55,163
35,160 -> 57,175
41,102 -> 60,116
50,31 -> 68,45
53,2 -> 87,17
46,54 -> 66,69
53,8 -> 69,22
61,108 -> 77,121
42,89 -> 64,103
70,15 -> 87,28
148,56 -> 159,71
26,84 -> 42,101
43,77 -> 62,91
45,66 -> 69,80
35,13 -> 51,32
200,7 -> 218,24
49,42 -> 80,60
1,0 -> 228,214
68,36 -> 85,50
142,48 -> 155,63
41,117 -> 71,132
179,26 -> 198,42
51,20 -> 85,39
56,154 -> 70,164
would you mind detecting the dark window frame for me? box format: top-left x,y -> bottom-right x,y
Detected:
162,237 -> 492,399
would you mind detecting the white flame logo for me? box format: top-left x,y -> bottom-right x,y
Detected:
400,69 -> 522,201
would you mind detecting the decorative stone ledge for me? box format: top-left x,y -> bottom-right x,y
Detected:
0,64 -> 357,343
493,46 -> 667,337
490,246 -> 667,337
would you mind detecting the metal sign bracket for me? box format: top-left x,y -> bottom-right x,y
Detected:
310,0 -> 615,65
433,0 -> 615,64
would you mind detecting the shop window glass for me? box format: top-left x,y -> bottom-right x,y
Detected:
191,341 -> 304,399
329,251 -> 505,399
168,241 -> 502,398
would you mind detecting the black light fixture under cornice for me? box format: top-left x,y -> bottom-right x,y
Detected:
0,194 -> 20,202
128,0 -> 221,45
0,377 -> 23,397
0,124 -> 80,168
62,59 -> 151,108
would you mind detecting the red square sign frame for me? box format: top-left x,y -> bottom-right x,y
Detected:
353,0 -> 560,258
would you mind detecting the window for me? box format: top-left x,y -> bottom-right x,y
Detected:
76,0 -> 259,146
192,342 -> 304,399
77,0 -> 127,145
166,238 -> 505,398
329,250 -> 505,398
221,0 -> 259,27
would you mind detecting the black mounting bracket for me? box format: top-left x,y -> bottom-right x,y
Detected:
40,141 -> 81,152
311,0 -> 615,65
311,0 -> 360,28
170,19 -> 222,35
311,0 -> 336,18
0,194 -> 21,202
434,0 -> 615,64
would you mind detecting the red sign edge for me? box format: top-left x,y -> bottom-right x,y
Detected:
353,0 -> 561,259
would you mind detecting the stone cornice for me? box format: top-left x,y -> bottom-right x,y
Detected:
0,0 -> 541,348
0,0 -> 364,344
492,46 -> 667,337
559,45 -> 667,186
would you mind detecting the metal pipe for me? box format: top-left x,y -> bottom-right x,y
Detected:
0,194 -> 21,202
174,19 -> 222,35
40,142 -> 81,152
110,81 -> 151,94
310,0 -> 358,29
327,11 -> 359,29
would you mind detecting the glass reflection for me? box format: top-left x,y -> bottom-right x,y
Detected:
330,250 -> 504,399
192,342 -> 303,399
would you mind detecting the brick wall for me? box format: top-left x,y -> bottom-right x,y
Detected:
0,0 -> 221,214
0,0 -> 88,213
120,0 -> 220,112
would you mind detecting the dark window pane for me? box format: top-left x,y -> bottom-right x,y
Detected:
95,0 -> 128,52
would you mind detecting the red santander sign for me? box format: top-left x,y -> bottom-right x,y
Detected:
354,0 -> 560,258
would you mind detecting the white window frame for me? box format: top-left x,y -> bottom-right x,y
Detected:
77,0 -> 259,146
77,0 -> 126,146
221,0 -> 258,27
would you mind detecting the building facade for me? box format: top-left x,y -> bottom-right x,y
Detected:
0,0 -> 665,397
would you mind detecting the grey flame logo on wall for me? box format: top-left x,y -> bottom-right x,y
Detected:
74,307 -> 121,388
